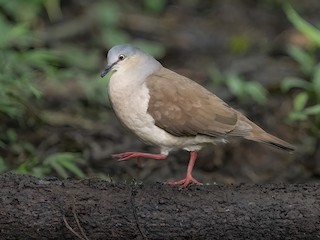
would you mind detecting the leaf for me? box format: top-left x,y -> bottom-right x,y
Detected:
283,3 -> 320,47
246,82 -> 268,105
144,0 -> 167,13
304,104 -> 320,116
287,46 -> 315,75
229,34 -> 250,55
289,111 -> 308,121
226,74 -> 245,100
28,84 -> 43,99
0,17 -> 30,48
58,158 -> 85,178
21,49 -> 59,70
31,166 -> 50,178
50,160 -> 69,178
293,92 -> 309,111
94,2 -> 120,26
281,77 -> 311,92
102,29 -> 130,48
44,152 -> 84,178
44,0 -> 63,22
0,0 -> 44,22
0,157 -> 8,173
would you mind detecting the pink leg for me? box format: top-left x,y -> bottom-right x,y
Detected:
113,152 -> 167,161
165,151 -> 203,188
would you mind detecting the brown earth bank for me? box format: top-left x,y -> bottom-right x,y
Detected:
0,173 -> 319,239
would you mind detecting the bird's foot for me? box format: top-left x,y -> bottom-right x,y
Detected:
164,175 -> 203,188
113,152 -> 167,161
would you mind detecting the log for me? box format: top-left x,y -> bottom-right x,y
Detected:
0,173 -> 319,240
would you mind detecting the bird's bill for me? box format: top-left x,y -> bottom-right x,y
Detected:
101,59 -> 120,78
100,65 -> 113,78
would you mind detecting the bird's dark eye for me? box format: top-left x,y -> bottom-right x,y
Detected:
118,54 -> 125,61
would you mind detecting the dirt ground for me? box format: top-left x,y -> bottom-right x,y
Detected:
1,173 -> 319,239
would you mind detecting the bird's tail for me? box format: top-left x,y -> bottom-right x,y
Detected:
244,121 -> 295,152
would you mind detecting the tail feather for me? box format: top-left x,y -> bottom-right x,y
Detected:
258,133 -> 295,152
244,121 -> 295,152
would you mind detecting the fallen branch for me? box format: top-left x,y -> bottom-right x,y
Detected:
0,173 -> 319,239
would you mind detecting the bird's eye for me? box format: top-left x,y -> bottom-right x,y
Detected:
118,54 -> 125,61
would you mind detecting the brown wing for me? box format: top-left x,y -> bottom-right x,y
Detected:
146,67 -> 244,138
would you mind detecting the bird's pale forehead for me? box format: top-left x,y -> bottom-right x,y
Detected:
108,44 -> 141,59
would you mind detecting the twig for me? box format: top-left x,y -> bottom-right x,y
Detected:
63,215 -> 87,240
71,197 -> 89,240
62,195 -> 89,240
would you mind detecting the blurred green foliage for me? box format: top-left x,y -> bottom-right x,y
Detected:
0,0 -> 167,179
229,34 -> 251,55
43,152 -> 85,179
144,0 -> 167,14
15,152 -> 85,179
282,4 -> 320,134
284,3 -> 320,47
0,157 -> 8,173
0,3 -> 56,118
96,1 -> 165,58
0,1 -> 89,177
209,68 -> 269,105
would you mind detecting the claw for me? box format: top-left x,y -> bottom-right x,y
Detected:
164,151 -> 202,188
112,152 -> 167,161
164,176 -> 203,188
113,151 -> 201,188
112,152 -> 138,161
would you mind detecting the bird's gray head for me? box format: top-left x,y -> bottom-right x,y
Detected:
101,44 -> 154,78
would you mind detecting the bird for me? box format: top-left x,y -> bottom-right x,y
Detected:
101,44 -> 294,187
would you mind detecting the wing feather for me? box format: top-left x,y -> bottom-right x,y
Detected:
146,67 -> 243,137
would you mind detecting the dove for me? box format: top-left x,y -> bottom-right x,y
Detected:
101,44 -> 294,187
